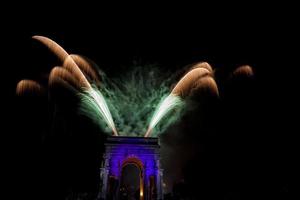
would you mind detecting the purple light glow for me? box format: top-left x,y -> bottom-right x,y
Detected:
101,136 -> 163,199
105,137 -> 159,178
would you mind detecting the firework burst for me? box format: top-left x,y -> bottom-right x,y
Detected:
17,36 -> 254,138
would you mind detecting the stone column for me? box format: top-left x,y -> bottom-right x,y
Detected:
158,169 -> 164,200
99,167 -> 109,199
156,159 -> 163,200
99,155 -> 110,199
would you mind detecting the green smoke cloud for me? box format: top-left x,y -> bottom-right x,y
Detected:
78,65 -> 185,137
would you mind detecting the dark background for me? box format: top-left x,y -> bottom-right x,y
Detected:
3,3 -> 296,200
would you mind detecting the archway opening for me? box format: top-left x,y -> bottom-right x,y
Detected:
120,163 -> 142,200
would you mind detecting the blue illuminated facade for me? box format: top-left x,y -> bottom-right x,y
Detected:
99,136 -> 163,200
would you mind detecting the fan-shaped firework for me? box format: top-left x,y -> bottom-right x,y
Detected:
21,36 -> 118,136
17,35 -> 254,138
144,62 -> 219,137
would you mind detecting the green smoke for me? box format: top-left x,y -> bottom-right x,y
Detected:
79,65 -> 185,137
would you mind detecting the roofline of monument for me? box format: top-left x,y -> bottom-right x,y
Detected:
105,136 -> 159,145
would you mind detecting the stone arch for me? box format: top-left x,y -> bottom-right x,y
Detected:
121,156 -> 144,200
122,156 -> 144,170
99,136 -> 163,200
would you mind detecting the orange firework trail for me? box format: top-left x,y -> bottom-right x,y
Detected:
18,36 -> 118,136
144,63 -> 219,137
145,64 -> 254,137
189,62 -> 213,73
171,68 -> 212,97
49,67 -> 80,89
232,65 -> 254,77
68,54 -> 101,85
192,76 -> 219,96
32,36 -> 91,88
17,35 -> 254,138
16,80 -> 44,96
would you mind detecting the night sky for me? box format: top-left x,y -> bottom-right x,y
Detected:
3,4 -> 295,200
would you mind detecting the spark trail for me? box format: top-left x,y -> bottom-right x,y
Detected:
144,62 -> 219,137
79,87 -> 118,135
31,36 -> 118,136
17,35 -> 254,138
144,94 -> 184,137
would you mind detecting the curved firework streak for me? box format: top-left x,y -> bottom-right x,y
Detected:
171,67 -> 211,97
31,36 -> 118,136
186,62 -> 219,97
32,36 -> 69,61
232,65 -> 254,77
192,76 -> 219,96
32,36 -> 91,88
49,76 -> 78,94
145,63 -> 219,137
21,36 -> 250,139
68,54 -> 101,84
144,94 -> 183,137
80,88 -> 118,136
190,62 -> 213,73
16,80 -> 44,95
49,67 -> 81,90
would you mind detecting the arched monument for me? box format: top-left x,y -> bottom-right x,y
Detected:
99,136 -> 163,200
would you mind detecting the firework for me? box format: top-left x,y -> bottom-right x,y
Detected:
145,63 -> 219,137
16,80 -> 44,95
144,94 -> 184,137
68,54 -> 101,84
49,67 -> 80,89
80,88 -> 118,136
19,36 -> 118,136
32,36 -> 91,88
190,62 -> 213,73
232,65 -> 254,77
17,35 -> 254,138
171,68 -> 211,97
